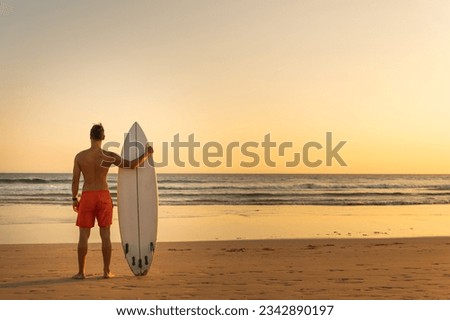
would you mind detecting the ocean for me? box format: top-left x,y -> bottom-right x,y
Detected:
1,173 -> 450,206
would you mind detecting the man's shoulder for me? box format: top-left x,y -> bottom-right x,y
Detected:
75,149 -> 92,162
75,149 -> 89,157
102,149 -> 118,157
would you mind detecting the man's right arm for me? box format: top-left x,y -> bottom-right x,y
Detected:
105,145 -> 154,169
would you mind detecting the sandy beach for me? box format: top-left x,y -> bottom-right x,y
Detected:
1,237 -> 449,299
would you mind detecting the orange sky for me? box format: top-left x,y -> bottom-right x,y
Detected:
1,0 -> 449,173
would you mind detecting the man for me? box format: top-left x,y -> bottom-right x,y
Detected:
71,123 -> 153,279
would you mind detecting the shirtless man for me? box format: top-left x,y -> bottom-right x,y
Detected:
71,124 -> 153,279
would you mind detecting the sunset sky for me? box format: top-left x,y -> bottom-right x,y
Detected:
1,0 -> 449,173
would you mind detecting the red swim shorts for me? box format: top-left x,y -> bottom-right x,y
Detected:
76,190 -> 113,228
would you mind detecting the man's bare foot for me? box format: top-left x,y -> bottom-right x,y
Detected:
72,273 -> 85,280
103,272 -> 114,279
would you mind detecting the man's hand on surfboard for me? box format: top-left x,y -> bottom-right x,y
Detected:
146,144 -> 154,156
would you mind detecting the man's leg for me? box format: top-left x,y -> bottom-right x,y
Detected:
100,226 -> 113,278
73,227 -> 91,279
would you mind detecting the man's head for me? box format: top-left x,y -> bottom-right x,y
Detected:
90,123 -> 105,141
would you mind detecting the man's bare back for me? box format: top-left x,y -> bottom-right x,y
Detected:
73,146 -> 150,196
73,147 -> 113,192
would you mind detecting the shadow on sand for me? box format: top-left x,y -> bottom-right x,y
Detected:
0,275 -> 121,289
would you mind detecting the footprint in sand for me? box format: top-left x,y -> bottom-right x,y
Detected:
225,248 -> 246,253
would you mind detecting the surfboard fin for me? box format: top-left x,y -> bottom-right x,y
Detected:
138,258 -> 143,268
125,243 -> 129,255
150,242 -> 155,253
145,256 -> 149,265
132,256 -> 136,266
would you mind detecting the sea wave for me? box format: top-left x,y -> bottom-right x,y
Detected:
0,178 -> 66,184
1,173 -> 450,206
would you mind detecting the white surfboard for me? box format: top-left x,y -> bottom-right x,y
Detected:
117,122 -> 158,276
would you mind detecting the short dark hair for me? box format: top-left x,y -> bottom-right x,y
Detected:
90,123 -> 105,140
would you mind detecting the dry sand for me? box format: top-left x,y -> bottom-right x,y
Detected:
1,238 -> 449,299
